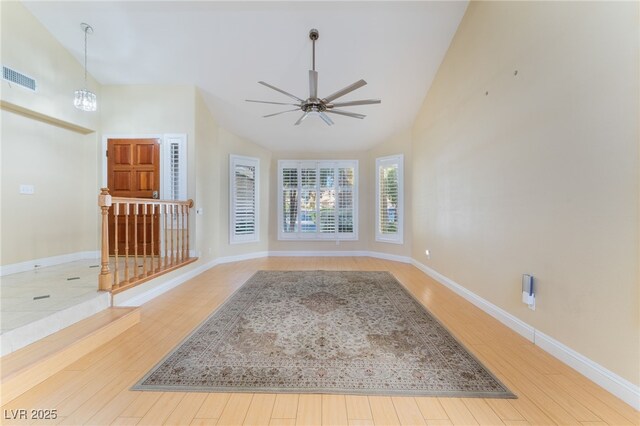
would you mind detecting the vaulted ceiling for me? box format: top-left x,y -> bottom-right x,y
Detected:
24,1 -> 468,152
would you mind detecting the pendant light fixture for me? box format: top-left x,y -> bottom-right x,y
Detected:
74,23 -> 97,111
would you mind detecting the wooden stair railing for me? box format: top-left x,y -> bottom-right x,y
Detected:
98,188 -> 196,294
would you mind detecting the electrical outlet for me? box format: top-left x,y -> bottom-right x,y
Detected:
19,184 -> 35,195
425,249 -> 431,259
522,274 -> 535,310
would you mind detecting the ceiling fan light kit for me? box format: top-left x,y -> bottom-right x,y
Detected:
246,29 -> 381,126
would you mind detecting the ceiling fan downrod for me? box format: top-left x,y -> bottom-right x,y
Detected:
310,28 -> 319,72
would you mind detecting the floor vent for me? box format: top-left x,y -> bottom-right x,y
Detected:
2,65 -> 36,92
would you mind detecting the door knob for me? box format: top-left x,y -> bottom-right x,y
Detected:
152,191 -> 159,199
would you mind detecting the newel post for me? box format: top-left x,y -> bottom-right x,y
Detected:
98,188 -> 113,291
187,199 -> 194,258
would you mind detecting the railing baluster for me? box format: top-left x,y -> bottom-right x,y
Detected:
177,205 -> 181,263
177,204 -> 180,262
158,204 -> 162,271
176,205 -> 180,263
164,204 -> 169,269
133,203 -> 138,280
171,205 -> 176,265
150,203 -> 155,274
124,202 -> 129,283
182,204 -> 186,261
186,201 -> 192,258
142,203 -> 147,277
114,202 -> 119,288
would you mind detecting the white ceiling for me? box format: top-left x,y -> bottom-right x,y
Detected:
24,1 -> 467,152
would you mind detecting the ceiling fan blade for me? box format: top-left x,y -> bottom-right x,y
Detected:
325,109 -> 366,119
309,70 -> 318,99
258,81 -> 304,102
322,79 -> 367,103
246,99 -> 300,106
294,112 -> 309,125
263,108 -> 300,118
319,112 -> 334,126
328,99 -> 381,108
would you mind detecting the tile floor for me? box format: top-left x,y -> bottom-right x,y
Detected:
0,260 -> 103,333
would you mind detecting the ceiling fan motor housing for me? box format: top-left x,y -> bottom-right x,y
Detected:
302,102 -> 326,113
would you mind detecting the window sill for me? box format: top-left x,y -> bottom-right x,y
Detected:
375,237 -> 404,245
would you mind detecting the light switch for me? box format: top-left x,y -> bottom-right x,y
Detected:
19,184 -> 35,195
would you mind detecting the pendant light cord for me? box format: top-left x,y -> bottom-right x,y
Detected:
83,26 -> 88,85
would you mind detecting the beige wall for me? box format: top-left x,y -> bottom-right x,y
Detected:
0,111 -> 99,264
0,2 -> 99,132
99,84 -> 197,243
99,85 -> 195,138
194,91 -> 220,262
0,2 -> 100,265
411,1 -> 639,385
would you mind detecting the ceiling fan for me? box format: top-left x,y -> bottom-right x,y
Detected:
246,29 -> 381,126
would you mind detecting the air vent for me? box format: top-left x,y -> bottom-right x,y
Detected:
2,65 -> 36,91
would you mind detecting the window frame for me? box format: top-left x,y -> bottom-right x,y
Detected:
278,159 -> 359,241
162,134 -> 187,202
230,154 -> 260,244
375,154 -> 404,244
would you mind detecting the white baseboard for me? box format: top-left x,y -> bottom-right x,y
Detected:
216,251 -> 270,264
113,252 -> 262,306
411,259 -> 640,411
0,251 -> 100,277
114,259 -> 217,307
114,250 -> 409,307
534,330 -> 640,410
411,259 -> 535,342
269,250 -> 412,264
115,251 -> 269,306
269,250 -> 370,257
366,251 -> 412,264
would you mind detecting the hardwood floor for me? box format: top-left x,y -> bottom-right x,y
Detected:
1,257 -> 638,425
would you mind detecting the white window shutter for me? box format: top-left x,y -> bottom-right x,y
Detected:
163,134 -> 187,201
230,155 -> 260,243
278,160 -> 358,241
376,154 -> 403,244
281,167 -> 299,234
319,167 -> 336,234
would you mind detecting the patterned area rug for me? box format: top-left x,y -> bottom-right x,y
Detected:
133,271 -> 515,397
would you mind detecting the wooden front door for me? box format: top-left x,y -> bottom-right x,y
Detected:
107,138 -> 161,256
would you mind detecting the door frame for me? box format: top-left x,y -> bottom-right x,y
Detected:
101,133 -> 187,199
101,133 -> 189,256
